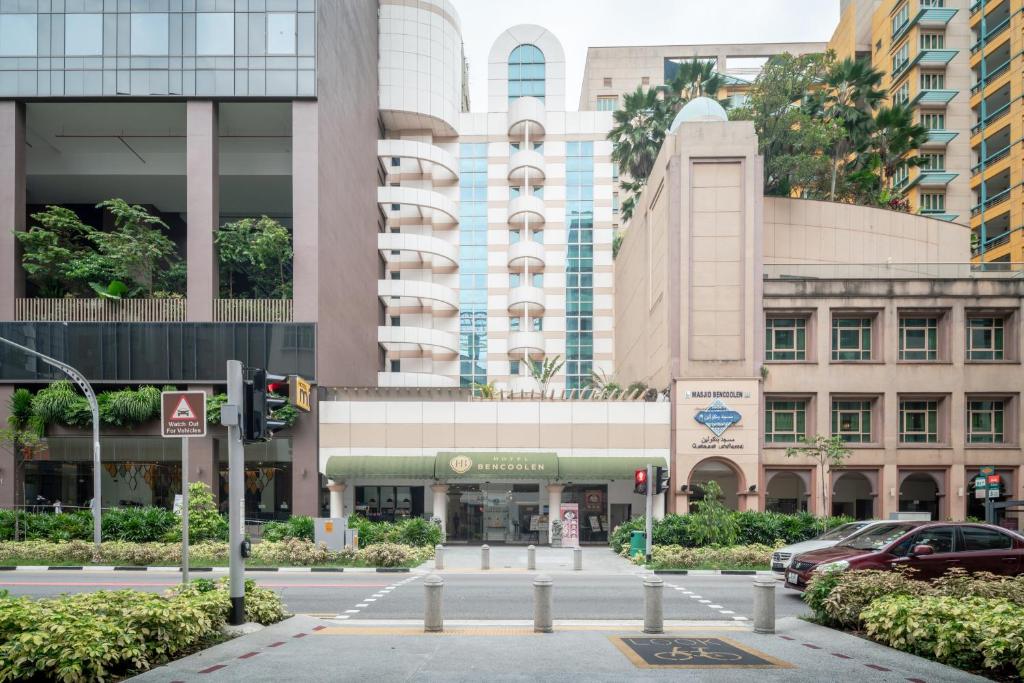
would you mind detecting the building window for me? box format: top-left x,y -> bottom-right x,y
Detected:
531,272 -> 543,287
966,317 -> 1005,360
921,72 -> 945,90
532,229 -> 543,244
920,192 -> 945,212
832,317 -> 872,361
0,14 -> 36,56
613,192 -> 620,214
920,33 -> 945,49
899,316 -> 938,360
196,13 -> 234,55
921,0 -> 945,7
390,359 -> 400,372
532,317 -> 543,331
459,142 -> 489,388
765,317 -> 807,361
390,316 -> 400,326
509,44 -> 545,102
267,13 -> 297,55
510,230 -> 521,244
532,142 -> 544,153
510,273 -> 521,288
565,141 -> 595,389
921,113 -> 945,130
65,14 -> 103,56
832,400 -> 873,443
920,153 -> 945,171
967,400 -> 1004,443
892,42 -> 910,74
510,186 -> 521,199
894,82 -> 910,105
131,13 -> 169,56
510,317 -> 521,331
642,76 -> 650,85
391,156 -> 401,167
894,165 -> 909,187
612,163 -> 619,182
765,400 -> 806,443
603,77 -> 612,87
899,400 -> 938,443
596,96 -> 617,111
892,2 -> 910,36
510,360 -> 521,375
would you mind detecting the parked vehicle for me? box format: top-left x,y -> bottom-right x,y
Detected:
785,521 -> 1024,590
771,521 -> 888,578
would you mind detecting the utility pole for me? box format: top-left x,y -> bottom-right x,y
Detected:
645,463 -> 654,562
222,360 -> 246,625
0,335 -> 102,549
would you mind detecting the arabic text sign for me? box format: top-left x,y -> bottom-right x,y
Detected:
694,399 -> 742,437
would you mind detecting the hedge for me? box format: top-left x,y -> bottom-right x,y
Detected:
347,516 -> 442,548
610,512 -> 854,553
0,578 -> 286,682
643,543 -> 777,570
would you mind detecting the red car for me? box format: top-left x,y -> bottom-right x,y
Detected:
785,521 -> 1024,590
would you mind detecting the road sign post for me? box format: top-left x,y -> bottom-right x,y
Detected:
160,390 -> 207,584
645,464 -> 654,562
223,361 -> 246,625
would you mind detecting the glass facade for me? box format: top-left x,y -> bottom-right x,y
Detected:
565,141 -> 594,389
459,143 -> 488,387
508,44 -> 545,102
446,484 -> 540,543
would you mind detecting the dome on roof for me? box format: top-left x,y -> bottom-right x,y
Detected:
669,97 -> 728,132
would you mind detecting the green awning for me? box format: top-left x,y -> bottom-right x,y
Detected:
325,456 -> 436,480
436,452 -> 557,479
557,456 -> 668,481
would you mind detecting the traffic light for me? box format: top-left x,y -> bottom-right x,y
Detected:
655,466 -> 670,495
243,367 -> 288,443
634,468 -> 648,495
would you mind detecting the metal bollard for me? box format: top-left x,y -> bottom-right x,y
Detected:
424,574 -> 444,632
533,575 -> 553,633
481,544 -> 490,570
434,544 -> 444,570
573,547 -> 582,571
643,576 -> 664,634
752,578 -> 776,634
527,544 -> 536,570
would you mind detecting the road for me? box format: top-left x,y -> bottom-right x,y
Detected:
0,570 -> 810,622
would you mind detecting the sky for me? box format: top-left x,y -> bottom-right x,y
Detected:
451,0 -> 841,111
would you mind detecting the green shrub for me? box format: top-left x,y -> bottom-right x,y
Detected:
652,514 -> 694,547
610,516 -> 646,554
931,568 -> 1024,605
261,515 -> 315,542
804,568 -> 928,629
250,539 -> 331,566
645,543 -> 776,569
863,595 -> 1024,677
687,481 -> 740,547
102,506 -> 178,543
358,542 -> 430,568
394,517 -> 442,547
164,482 -> 228,543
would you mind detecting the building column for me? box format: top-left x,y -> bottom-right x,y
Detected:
546,484 -> 564,544
882,463 -> 899,519
292,101 -> 319,323
0,386 -> 16,508
0,101 -> 25,319
328,480 -> 346,518
431,483 -> 448,537
186,101 -> 219,321
290,389 -> 319,517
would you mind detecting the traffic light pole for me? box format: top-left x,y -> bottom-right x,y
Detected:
224,360 -> 246,625
645,464 -> 654,562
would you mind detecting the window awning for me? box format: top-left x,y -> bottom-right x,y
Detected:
436,452 -> 558,479
325,456 -> 436,480
557,456 -> 668,481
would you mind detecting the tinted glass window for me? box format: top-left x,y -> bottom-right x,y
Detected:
912,526 -> 955,553
962,527 -> 1013,551
196,13 -> 234,55
816,522 -> 870,541
131,13 -> 169,56
65,14 -> 103,56
844,523 -> 917,550
267,13 -> 296,55
0,14 -> 37,56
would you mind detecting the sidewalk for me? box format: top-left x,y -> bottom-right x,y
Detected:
430,545 -> 638,573
132,614 -> 986,682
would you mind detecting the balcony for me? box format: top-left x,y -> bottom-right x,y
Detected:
909,171 -> 958,190
507,330 -> 546,360
919,7 -> 958,29
15,298 -> 186,322
971,15 -> 1011,53
922,129 -> 958,149
377,326 -> 459,359
378,232 -> 458,272
378,280 -> 458,315
508,149 -> 546,183
377,371 -> 458,388
508,195 -> 546,228
507,97 -> 546,139
507,240 -> 546,271
971,100 -> 1011,134
214,299 -> 294,322
971,187 -> 1011,217
910,89 -> 957,107
377,139 -> 459,184
507,286 -> 546,315
377,186 -> 459,228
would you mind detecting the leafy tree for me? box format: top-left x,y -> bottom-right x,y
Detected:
0,388 -> 45,509
865,104 -> 929,192
687,480 -> 739,547
15,206 -> 98,297
786,435 -> 852,516
215,216 -> 293,299
472,382 -> 496,399
665,58 -> 725,104
92,199 -> 181,297
170,482 -> 228,543
609,87 -> 672,220
527,355 -> 565,393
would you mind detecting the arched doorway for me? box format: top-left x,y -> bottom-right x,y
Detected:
899,472 -> 940,520
765,471 -> 808,514
832,471 -> 874,519
688,459 -> 741,511
966,469 -> 1013,522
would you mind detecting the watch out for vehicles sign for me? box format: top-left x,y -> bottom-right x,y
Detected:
160,391 -> 207,438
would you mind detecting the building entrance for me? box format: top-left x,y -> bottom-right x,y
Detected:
446,483 -> 541,544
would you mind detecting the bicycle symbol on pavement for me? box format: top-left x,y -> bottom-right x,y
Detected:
612,636 -> 792,669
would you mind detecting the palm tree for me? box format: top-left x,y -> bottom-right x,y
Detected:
608,86 -> 673,185
869,104 -> 929,192
665,58 -> 726,106
527,355 -> 565,393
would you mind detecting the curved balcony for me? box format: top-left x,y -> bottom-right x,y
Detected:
507,240 -> 546,271
377,186 -> 458,228
378,280 -> 458,315
508,195 -> 546,229
378,233 -> 458,272
377,371 -> 458,388
377,139 -> 458,183
507,331 -> 546,360
507,149 -> 546,183
508,96 -> 546,139
377,326 -> 458,359
507,286 -> 546,315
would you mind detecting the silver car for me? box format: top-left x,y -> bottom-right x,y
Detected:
772,521 -> 888,578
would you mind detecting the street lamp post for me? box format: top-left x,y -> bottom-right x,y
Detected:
0,335 -> 102,549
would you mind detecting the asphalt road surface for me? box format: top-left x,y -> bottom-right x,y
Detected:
0,570 -> 810,622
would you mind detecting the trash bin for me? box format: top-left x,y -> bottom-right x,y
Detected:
629,530 -> 646,557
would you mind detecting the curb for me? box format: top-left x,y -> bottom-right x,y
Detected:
0,565 -> 417,573
653,569 -> 772,576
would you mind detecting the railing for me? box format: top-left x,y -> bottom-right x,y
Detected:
764,262 -> 1024,280
971,143 -> 1012,172
15,297 -> 186,322
972,230 -> 1015,255
971,15 -> 1011,53
971,58 -> 1011,93
971,100 -> 1011,134
971,186 -> 1011,216
213,299 -> 293,322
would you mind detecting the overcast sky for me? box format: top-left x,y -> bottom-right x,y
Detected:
451,0 -> 840,111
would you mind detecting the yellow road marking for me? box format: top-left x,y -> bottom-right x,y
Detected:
315,626 -> 746,636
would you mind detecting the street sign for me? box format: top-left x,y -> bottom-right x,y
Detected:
975,476 -> 988,499
980,465 -> 996,476
290,375 -> 312,412
160,391 -> 207,438
989,488 -> 1001,499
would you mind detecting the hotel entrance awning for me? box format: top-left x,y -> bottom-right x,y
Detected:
325,456 -> 436,480
557,456 -> 668,481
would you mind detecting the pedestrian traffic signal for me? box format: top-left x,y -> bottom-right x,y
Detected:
655,466 -> 670,495
634,468 -> 648,495
243,367 -> 288,443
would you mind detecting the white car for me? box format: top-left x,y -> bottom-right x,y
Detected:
772,521 -> 888,578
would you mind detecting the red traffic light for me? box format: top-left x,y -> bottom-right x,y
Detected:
635,468 -> 647,484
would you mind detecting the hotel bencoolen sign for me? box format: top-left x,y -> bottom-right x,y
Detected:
441,452 -> 557,479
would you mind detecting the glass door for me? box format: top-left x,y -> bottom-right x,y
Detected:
447,485 -> 484,542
